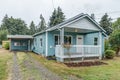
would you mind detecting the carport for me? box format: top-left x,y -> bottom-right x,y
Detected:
7,35 -> 33,51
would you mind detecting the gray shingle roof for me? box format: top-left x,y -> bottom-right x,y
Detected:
7,35 -> 33,39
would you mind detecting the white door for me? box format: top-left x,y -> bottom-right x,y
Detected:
76,35 -> 83,53
77,35 -> 83,45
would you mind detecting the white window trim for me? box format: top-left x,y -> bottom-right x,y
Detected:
94,37 -> 98,45
54,34 -> 73,45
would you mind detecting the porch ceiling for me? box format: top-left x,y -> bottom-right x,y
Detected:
64,27 -> 98,33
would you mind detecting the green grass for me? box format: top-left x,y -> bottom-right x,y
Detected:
0,49 -> 12,80
30,52 -> 120,80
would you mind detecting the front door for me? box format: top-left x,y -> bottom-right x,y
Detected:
76,35 -> 83,53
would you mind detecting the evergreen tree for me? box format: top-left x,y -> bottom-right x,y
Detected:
40,14 -> 46,30
0,14 -> 9,30
57,7 -> 65,23
49,9 -> 57,27
1,15 -> 29,35
37,14 -> 46,32
49,7 -> 65,27
29,21 -> 36,35
99,13 -> 112,35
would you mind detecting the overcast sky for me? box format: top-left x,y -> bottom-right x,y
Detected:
0,0 -> 120,26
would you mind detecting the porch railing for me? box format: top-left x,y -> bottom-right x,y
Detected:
55,45 -> 101,60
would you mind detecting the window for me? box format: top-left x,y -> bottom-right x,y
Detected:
54,35 -> 72,45
64,36 -> 71,44
94,37 -> 98,45
14,42 -> 20,46
40,38 -> 43,47
55,35 -> 60,45
14,42 -> 26,46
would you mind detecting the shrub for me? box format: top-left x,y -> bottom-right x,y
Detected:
4,42 -> 9,50
105,50 -> 115,59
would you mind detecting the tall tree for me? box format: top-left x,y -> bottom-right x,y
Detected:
109,30 -> 120,56
0,30 -> 8,44
29,21 -> 36,35
57,7 -> 65,24
112,18 -> 120,30
37,14 -> 46,32
49,7 -> 65,27
0,14 -> 9,30
1,15 -> 29,35
49,9 -> 57,27
99,13 -> 112,35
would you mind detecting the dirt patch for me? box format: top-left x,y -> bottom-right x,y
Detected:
65,61 -> 107,67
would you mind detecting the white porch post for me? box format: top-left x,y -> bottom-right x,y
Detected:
60,28 -> 64,62
46,31 -> 48,57
99,31 -> 102,59
60,28 -> 64,45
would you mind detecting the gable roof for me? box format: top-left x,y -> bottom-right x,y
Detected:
7,35 -> 33,39
33,13 -> 107,36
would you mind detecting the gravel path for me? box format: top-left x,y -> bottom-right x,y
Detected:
25,52 -> 62,80
11,51 -> 81,80
11,51 -> 22,80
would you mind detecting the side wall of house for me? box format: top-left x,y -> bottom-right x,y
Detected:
32,31 -> 105,56
84,32 -> 105,54
32,33 -> 46,56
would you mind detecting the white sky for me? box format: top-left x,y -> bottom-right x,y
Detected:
0,0 -> 120,26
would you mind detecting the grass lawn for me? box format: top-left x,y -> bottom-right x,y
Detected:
0,49 -> 12,80
30,52 -> 120,80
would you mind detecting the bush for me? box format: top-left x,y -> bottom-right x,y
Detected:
105,50 -> 115,59
4,42 -> 9,50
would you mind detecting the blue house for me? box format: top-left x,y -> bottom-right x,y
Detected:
7,13 -> 107,62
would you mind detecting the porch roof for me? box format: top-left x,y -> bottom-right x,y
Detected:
33,13 -> 107,36
7,35 -> 33,39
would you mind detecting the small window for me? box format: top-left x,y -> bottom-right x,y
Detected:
40,38 -> 43,47
54,35 -> 60,45
94,37 -> 98,45
14,42 -> 20,46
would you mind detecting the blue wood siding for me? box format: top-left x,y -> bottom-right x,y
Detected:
84,32 -> 105,54
32,31 -> 105,56
32,33 -> 46,56
47,31 -> 85,56
11,39 -> 28,51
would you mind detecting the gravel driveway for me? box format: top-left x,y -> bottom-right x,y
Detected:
11,51 -> 80,80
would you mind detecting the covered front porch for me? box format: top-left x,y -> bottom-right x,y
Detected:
54,27 -> 102,62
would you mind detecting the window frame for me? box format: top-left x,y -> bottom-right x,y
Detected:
40,38 -> 43,47
94,37 -> 98,45
54,34 -> 72,45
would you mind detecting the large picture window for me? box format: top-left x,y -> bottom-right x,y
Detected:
54,35 -> 72,45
